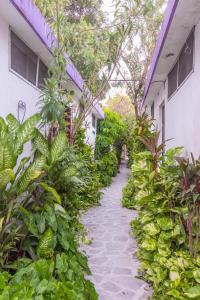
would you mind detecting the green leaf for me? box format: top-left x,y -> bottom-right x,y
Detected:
15,157 -> 31,177
6,114 -> 20,139
0,117 -> 8,140
44,205 -> 57,232
0,217 -> 4,232
19,207 -> 39,237
194,269 -> 200,283
185,286 -> 200,298
157,217 -> 174,231
167,289 -> 181,298
0,169 -> 15,189
169,270 -> 180,282
50,131 -> 67,164
0,142 -> 15,171
143,222 -> 160,236
37,227 -> 55,258
140,238 -> 157,251
15,156 -> 45,194
33,130 -> 49,158
15,114 -> 40,154
39,182 -> 61,204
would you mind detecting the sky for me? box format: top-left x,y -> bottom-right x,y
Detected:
102,0 -> 115,20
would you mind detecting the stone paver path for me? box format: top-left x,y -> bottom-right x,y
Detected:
80,164 -> 151,300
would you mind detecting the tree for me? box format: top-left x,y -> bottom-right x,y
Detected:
35,0 -> 118,93
35,0 -> 131,142
113,0 -> 166,117
106,94 -> 135,118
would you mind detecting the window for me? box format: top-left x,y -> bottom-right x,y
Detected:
161,102 -> 165,155
11,31 -> 48,88
11,31 -> 37,85
168,29 -> 194,99
178,31 -> 194,85
168,61 -> 178,98
92,114 -> 96,128
38,60 -> 48,88
79,103 -> 84,115
151,102 -> 155,119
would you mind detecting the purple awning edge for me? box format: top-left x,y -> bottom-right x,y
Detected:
10,0 -> 84,91
142,0 -> 179,106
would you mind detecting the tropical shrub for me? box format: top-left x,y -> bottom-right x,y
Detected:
95,109 -> 126,186
123,124 -> 200,299
125,111 -> 153,167
96,149 -> 119,186
0,113 -> 44,267
0,114 -> 99,299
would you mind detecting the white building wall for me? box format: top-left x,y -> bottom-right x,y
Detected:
85,113 -> 97,150
0,17 -> 40,120
0,14 -> 100,153
147,20 -> 200,158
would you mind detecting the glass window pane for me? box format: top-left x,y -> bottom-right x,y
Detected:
168,61 -> 178,98
178,30 -> 194,86
38,60 -> 48,89
92,114 -> 96,128
11,31 -> 37,85
151,102 -> 154,119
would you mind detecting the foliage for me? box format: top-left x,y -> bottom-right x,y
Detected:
0,113 -> 43,267
97,150 -> 119,187
95,109 -> 126,186
95,109 -> 126,158
105,94 -> 135,118
124,111 -> 154,168
113,0 -> 166,115
0,114 -> 100,299
123,116 -> 200,299
0,257 -> 98,299
36,0 -> 120,94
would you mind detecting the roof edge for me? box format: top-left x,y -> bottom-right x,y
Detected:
94,103 -> 105,119
10,0 -> 84,91
142,0 -> 179,106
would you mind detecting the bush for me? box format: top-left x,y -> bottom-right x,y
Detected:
123,120 -> 200,299
95,109 -> 125,186
97,150 -> 118,186
0,114 -> 99,299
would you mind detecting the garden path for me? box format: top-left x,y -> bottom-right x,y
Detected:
80,163 -> 151,300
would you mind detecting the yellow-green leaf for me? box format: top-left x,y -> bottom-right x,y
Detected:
0,169 -> 15,189
39,182 -> 61,204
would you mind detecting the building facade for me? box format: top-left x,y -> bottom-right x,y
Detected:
0,0 -> 104,150
143,0 -> 200,158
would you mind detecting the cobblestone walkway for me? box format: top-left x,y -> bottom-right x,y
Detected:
80,164 -> 151,300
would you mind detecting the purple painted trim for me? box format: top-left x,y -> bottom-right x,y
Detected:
94,103 -> 104,119
10,0 -> 83,91
142,0 -> 179,105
